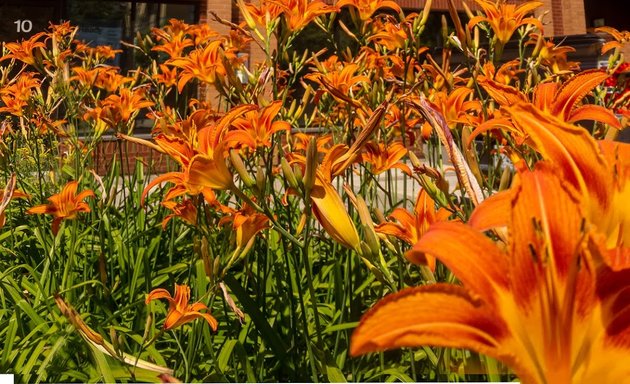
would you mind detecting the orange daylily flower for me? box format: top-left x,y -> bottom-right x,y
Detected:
168,40 -> 227,92
0,32 -> 46,66
336,0 -> 402,21
219,203 -> 269,255
468,0 -> 543,47
352,163 -> 630,383
290,132 -> 332,154
529,34 -> 580,74
139,142 -> 233,203
595,26 -> 630,54
27,181 -> 94,235
481,60 -> 524,86
224,101 -> 291,152
271,0 -> 337,32
189,23 -> 221,46
151,26 -> 194,59
304,104 -> 387,251
0,72 -> 40,117
161,199 -> 198,229
503,103 -> 630,263
85,87 -> 154,129
432,86 -> 482,126
48,21 -> 77,40
153,64 -> 179,88
368,20 -> 408,51
186,107 -> 261,192
74,42 -> 121,61
146,284 -> 218,331
238,0 -> 284,29
125,105 -> 257,204
529,71 -> 620,128
375,189 -> 450,271
306,63 -> 369,105
477,69 -> 621,133
421,87 -> 481,136
361,141 -> 411,175
71,66 -> 133,92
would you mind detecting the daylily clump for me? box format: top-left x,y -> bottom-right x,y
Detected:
2,0 -> 630,382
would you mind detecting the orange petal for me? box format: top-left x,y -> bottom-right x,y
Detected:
351,284 -> 509,361
506,103 -> 611,207
146,288 -> 175,305
410,221 -> 509,305
569,104 -> 621,129
141,172 -> 186,205
310,175 -> 360,251
552,69 -> 609,119
187,154 -> 234,191
27,203 -> 55,215
509,163 -> 585,307
468,186 -> 516,231
163,309 -> 185,330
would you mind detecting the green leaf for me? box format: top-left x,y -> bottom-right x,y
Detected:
326,362 -> 347,383
89,343 -> 116,384
217,339 -> 237,373
323,321 -> 359,334
1,315 -> 18,367
223,275 -> 288,359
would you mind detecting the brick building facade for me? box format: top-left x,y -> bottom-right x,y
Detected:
205,0 -> 591,39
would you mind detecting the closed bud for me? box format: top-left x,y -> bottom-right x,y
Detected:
200,237 -> 213,279
230,150 -> 255,187
213,257 -> 221,280
408,150 -> 423,169
281,158 -> 299,190
419,0 -> 432,26
142,313 -> 153,341
293,164 -> 303,186
256,165 -> 266,192
303,137 -> 318,196
296,211 -> 307,235
287,99 -> 298,118
109,328 -> 119,353
237,0 -> 257,30
498,166 -> 512,191
374,207 -> 386,224
356,196 -> 380,257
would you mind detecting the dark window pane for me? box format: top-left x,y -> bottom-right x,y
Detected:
0,2 -> 58,42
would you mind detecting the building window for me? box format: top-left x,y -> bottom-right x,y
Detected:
2,0 -> 198,68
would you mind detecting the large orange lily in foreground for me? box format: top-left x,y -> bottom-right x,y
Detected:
352,162 -> 630,383
146,284 -> 218,331
504,103 -> 630,264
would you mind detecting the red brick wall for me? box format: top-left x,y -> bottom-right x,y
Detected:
537,0 -> 586,36
93,139 -> 171,176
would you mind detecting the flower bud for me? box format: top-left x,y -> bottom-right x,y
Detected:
303,137 -> 318,197
230,150 -> 255,188
281,158 -> 300,190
